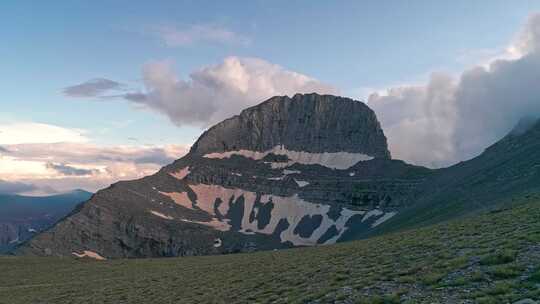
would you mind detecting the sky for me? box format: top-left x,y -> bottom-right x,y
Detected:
2,1 -> 540,195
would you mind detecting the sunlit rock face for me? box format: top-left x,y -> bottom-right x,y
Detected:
20,94 -> 430,258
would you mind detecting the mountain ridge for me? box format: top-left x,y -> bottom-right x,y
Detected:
18,94 -> 540,260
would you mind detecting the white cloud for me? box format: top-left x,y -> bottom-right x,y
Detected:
122,56 -> 338,127
151,24 -> 250,47
0,122 -> 87,145
65,57 -> 337,128
368,13 -> 540,168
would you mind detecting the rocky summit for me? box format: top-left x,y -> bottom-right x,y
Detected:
20,93 -> 430,259
190,93 -> 391,159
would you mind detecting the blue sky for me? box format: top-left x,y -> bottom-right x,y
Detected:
2,1 -> 540,193
2,1 -> 539,145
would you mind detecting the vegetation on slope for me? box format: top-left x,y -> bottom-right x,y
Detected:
1,198 -> 539,304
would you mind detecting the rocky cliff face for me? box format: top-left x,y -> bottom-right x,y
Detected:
191,93 -> 391,159
20,94 -> 429,259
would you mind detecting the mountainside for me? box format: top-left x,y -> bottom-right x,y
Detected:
0,190 -> 92,253
19,93 -> 431,258
364,117 -> 540,237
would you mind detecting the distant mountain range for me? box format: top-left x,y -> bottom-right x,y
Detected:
0,190 -> 92,253
16,93 -> 540,260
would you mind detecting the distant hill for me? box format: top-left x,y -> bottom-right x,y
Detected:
0,190 -> 92,253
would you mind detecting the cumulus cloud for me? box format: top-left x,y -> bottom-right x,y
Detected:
122,56 -> 338,127
368,13 -> 540,168
66,57 -> 337,128
0,180 -> 37,195
63,78 -> 125,98
151,24 -> 250,47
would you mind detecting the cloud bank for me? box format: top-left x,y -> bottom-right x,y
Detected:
368,13 -> 540,168
0,180 -> 37,195
0,142 -> 188,195
0,123 -> 188,195
0,122 -> 87,145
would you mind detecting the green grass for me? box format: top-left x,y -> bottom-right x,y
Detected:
1,200 -> 540,304
530,268 -> 540,283
480,250 -> 516,266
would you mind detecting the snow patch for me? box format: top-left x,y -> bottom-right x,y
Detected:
163,184 -> 371,246
362,209 -> 384,222
371,212 -> 397,227
160,189 -> 233,231
349,172 -> 356,177
283,169 -> 301,175
159,184 -> 396,245
295,180 -> 310,187
203,145 -> 373,169
149,210 -> 174,220
170,166 -> 190,180
213,238 -> 222,248
72,250 -> 106,260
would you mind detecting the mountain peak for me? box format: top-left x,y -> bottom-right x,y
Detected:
190,93 -> 391,163
20,93 -> 422,258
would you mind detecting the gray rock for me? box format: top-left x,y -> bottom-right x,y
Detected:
191,93 -> 391,158
513,299 -> 537,304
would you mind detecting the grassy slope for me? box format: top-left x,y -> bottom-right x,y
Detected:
1,199 -> 540,304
